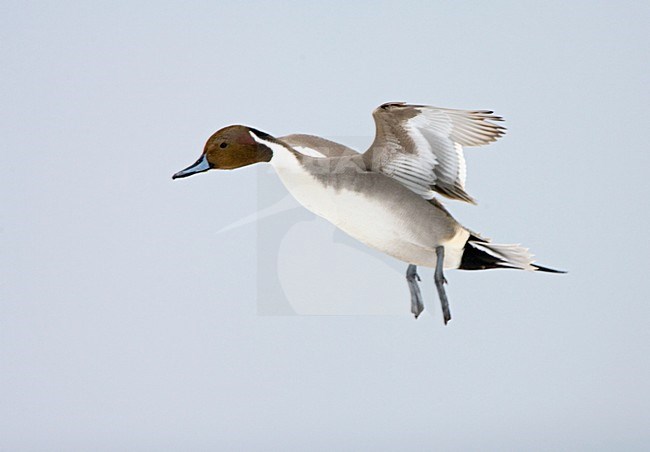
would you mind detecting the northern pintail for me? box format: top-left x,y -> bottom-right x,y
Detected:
173,102 -> 564,323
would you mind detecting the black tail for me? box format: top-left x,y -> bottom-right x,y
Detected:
459,234 -> 566,273
531,263 -> 566,273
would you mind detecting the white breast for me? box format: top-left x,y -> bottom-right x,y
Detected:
278,165 -> 434,262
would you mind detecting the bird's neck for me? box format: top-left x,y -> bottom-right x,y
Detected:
250,131 -> 302,170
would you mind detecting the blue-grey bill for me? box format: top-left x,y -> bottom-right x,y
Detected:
172,154 -> 210,179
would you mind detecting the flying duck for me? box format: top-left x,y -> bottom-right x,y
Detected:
173,102 -> 564,324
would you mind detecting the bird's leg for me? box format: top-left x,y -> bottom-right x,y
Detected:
434,246 -> 451,325
406,264 -> 424,319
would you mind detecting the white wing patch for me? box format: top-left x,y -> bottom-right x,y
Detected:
382,154 -> 437,199
455,143 -> 467,187
292,146 -> 326,158
407,109 -> 467,191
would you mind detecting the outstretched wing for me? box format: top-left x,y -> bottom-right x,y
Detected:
362,102 -> 505,203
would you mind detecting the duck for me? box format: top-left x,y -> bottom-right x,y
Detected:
173,102 -> 564,324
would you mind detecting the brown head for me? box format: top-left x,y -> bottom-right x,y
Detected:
172,125 -> 274,179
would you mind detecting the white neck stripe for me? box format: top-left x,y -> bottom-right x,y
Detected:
250,131 -> 299,169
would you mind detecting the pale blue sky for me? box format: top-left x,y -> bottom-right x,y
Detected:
2,1 -> 649,450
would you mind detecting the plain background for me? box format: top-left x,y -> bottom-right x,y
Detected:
2,1 -> 649,450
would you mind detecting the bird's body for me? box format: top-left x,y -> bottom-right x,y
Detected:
257,134 -> 469,269
173,102 -> 564,323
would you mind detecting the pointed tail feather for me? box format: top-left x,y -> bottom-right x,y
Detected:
531,263 -> 566,273
459,234 -> 565,273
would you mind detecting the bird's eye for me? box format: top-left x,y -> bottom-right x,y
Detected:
220,142 -> 228,149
